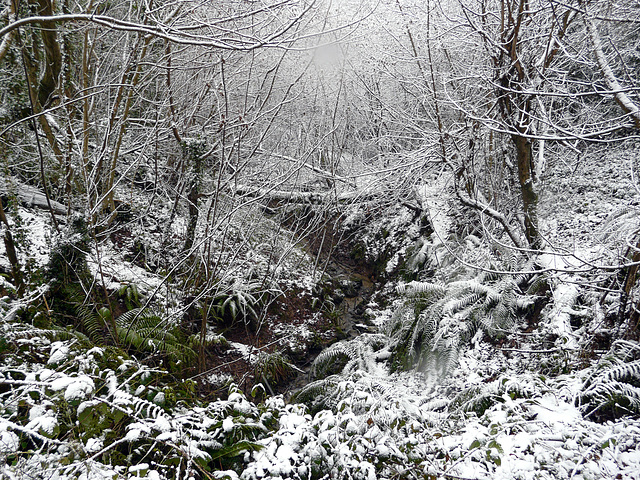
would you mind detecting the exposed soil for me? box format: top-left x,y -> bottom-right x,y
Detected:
192,217 -> 381,398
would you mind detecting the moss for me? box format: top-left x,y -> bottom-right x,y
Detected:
45,216 -> 91,286
350,242 -> 366,262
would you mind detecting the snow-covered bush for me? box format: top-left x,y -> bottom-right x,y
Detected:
245,374 -> 446,480
0,316 -> 274,479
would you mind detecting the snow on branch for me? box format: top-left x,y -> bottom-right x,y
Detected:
456,191 -> 525,250
585,11 -> 640,130
0,4 -> 314,52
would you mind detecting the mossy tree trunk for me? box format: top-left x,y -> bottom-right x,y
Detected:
0,200 -> 25,297
182,140 -> 206,255
32,0 -> 61,107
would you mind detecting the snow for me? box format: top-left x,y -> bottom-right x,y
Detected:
48,342 -> 70,365
547,283 -> 580,349
213,472 -> 239,480
85,438 -> 104,453
49,374 -> 95,402
222,417 -> 234,432
86,246 -> 164,295
419,179 -> 453,245
228,341 -> 260,363
129,463 -> 149,473
530,393 -> 582,425
25,410 -> 58,435
0,206 -> 53,269
0,425 -> 19,453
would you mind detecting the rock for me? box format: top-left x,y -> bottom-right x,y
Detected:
337,278 -> 361,298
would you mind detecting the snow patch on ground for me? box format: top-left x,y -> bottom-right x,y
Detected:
87,246 -> 164,294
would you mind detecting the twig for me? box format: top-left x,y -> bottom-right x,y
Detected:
501,347 -> 577,354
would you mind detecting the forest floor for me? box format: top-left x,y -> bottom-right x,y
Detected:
2,143 -> 640,479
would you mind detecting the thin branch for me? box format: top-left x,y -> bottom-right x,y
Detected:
456,190 -> 525,249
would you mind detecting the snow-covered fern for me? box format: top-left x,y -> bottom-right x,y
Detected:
311,333 -> 389,378
578,340 -> 640,420
449,373 -> 540,416
294,334 -> 389,412
388,266 -> 534,376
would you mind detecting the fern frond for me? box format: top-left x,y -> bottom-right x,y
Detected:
579,341 -> 640,419
76,303 -> 104,343
582,381 -> 640,418
598,360 -> 640,384
116,307 -> 163,327
443,293 -> 482,315
449,374 -> 537,415
115,308 -> 195,363
449,384 -> 498,415
399,281 -> 447,298
10,325 -> 92,345
292,376 -> 341,412
209,440 -> 264,461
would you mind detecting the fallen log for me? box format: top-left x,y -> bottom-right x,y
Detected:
232,184 -> 384,205
0,176 -> 68,215
231,185 -> 425,221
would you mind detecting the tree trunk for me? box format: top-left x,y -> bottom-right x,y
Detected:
513,132 -> 540,249
33,0 -> 62,107
0,201 -> 25,297
183,153 -> 202,254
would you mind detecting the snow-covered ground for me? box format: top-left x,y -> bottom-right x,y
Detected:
2,141 -> 640,479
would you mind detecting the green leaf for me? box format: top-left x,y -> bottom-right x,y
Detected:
209,440 -> 264,461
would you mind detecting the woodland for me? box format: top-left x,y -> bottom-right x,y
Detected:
1,0 -> 640,479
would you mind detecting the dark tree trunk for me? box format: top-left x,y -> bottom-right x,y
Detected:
33,0 -> 62,107
513,132 -> 540,249
0,201 -> 25,297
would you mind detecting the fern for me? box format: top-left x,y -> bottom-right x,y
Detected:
397,281 -> 447,297
600,206 -> 640,243
449,374 -> 539,416
579,340 -> 640,420
292,376 -> 341,411
389,255 -> 534,376
57,284 -> 112,344
116,308 -> 196,365
3,323 -> 92,347
294,335 -> 389,413
311,333 -> 388,379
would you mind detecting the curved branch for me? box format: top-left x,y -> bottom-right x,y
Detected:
0,6 -> 314,51
456,190 -> 525,250
584,7 -> 640,130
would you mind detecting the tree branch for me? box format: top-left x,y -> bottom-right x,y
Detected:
456,191 -> 525,250
0,5 -> 314,51
584,8 -> 640,130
